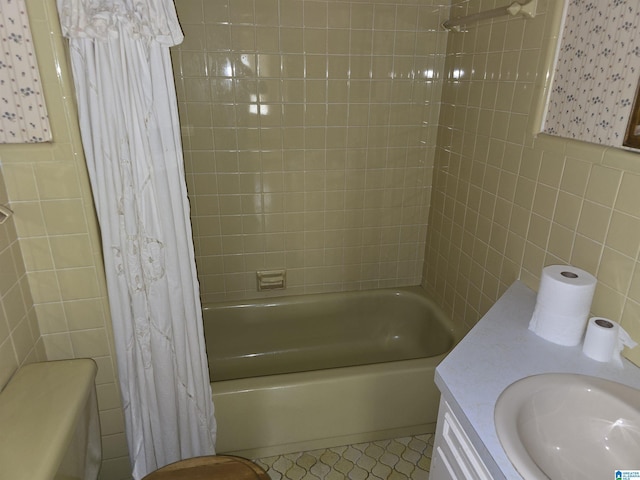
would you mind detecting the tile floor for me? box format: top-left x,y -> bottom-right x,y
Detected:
254,434 -> 434,480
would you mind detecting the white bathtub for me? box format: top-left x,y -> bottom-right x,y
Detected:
203,286 -> 461,458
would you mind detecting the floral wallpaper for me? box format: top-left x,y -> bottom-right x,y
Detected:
0,0 -> 51,143
543,0 -> 640,148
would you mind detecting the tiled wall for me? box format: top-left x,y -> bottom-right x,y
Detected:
423,0 -> 640,366
0,168 -> 44,390
171,0 -> 450,303
0,1 -> 131,478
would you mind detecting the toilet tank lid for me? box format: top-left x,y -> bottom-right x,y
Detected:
0,359 -> 98,480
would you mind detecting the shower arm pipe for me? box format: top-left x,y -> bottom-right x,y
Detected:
442,0 -> 537,31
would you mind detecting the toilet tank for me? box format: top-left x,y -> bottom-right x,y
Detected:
0,359 -> 102,480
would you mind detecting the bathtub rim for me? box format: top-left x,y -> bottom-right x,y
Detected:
202,285 -> 455,322
211,349 -> 452,395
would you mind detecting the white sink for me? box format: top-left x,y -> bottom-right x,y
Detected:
494,373 -> 640,480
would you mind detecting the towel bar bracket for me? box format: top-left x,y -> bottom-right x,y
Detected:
442,0 -> 538,31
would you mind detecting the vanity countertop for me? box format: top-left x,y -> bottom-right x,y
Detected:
434,280 -> 640,479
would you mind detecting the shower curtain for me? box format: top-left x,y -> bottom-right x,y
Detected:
56,1 -> 216,478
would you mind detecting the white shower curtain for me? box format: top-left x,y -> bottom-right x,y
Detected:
56,1 -> 216,478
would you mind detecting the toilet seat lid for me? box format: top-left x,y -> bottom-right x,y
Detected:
142,455 -> 270,480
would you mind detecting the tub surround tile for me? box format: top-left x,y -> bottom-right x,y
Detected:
172,0 -> 449,301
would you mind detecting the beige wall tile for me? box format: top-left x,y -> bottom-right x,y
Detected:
34,302 -> 67,334
57,268 -> 100,301
11,202 -> 48,237
101,432 -> 130,460
560,156 -> 591,196
605,211 -> 640,259
41,332 -> 74,360
49,235 -> 94,269
585,165 -> 622,207
1,164 -> 39,201
19,238 -> 54,271
577,201 -> 612,243
70,328 -> 111,358
27,271 -> 62,303
41,199 -> 89,235
64,299 -> 107,331
34,162 -> 82,200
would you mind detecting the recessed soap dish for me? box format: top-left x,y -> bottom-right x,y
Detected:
0,205 -> 13,224
256,269 -> 286,291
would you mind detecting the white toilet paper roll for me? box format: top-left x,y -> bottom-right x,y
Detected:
530,305 -> 589,346
582,317 -> 618,362
535,265 -> 597,316
583,317 -> 639,366
528,265 -> 597,346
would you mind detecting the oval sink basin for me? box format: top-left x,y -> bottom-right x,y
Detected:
495,373 -> 640,479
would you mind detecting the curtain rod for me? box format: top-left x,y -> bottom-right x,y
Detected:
442,0 -> 538,31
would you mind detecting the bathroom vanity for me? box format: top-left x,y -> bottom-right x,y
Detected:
429,281 -> 640,479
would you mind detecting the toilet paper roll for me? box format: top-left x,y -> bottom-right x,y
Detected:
529,305 -> 589,346
582,317 -> 618,362
583,317 -> 638,366
528,265 -> 597,346
535,265 -> 597,316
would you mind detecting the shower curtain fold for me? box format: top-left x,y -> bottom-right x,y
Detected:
56,1 -> 216,478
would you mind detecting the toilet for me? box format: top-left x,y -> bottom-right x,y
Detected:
0,358 -> 268,480
142,455 -> 270,479
0,359 -> 101,480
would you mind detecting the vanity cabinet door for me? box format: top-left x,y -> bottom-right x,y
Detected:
429,399 -> 493,480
